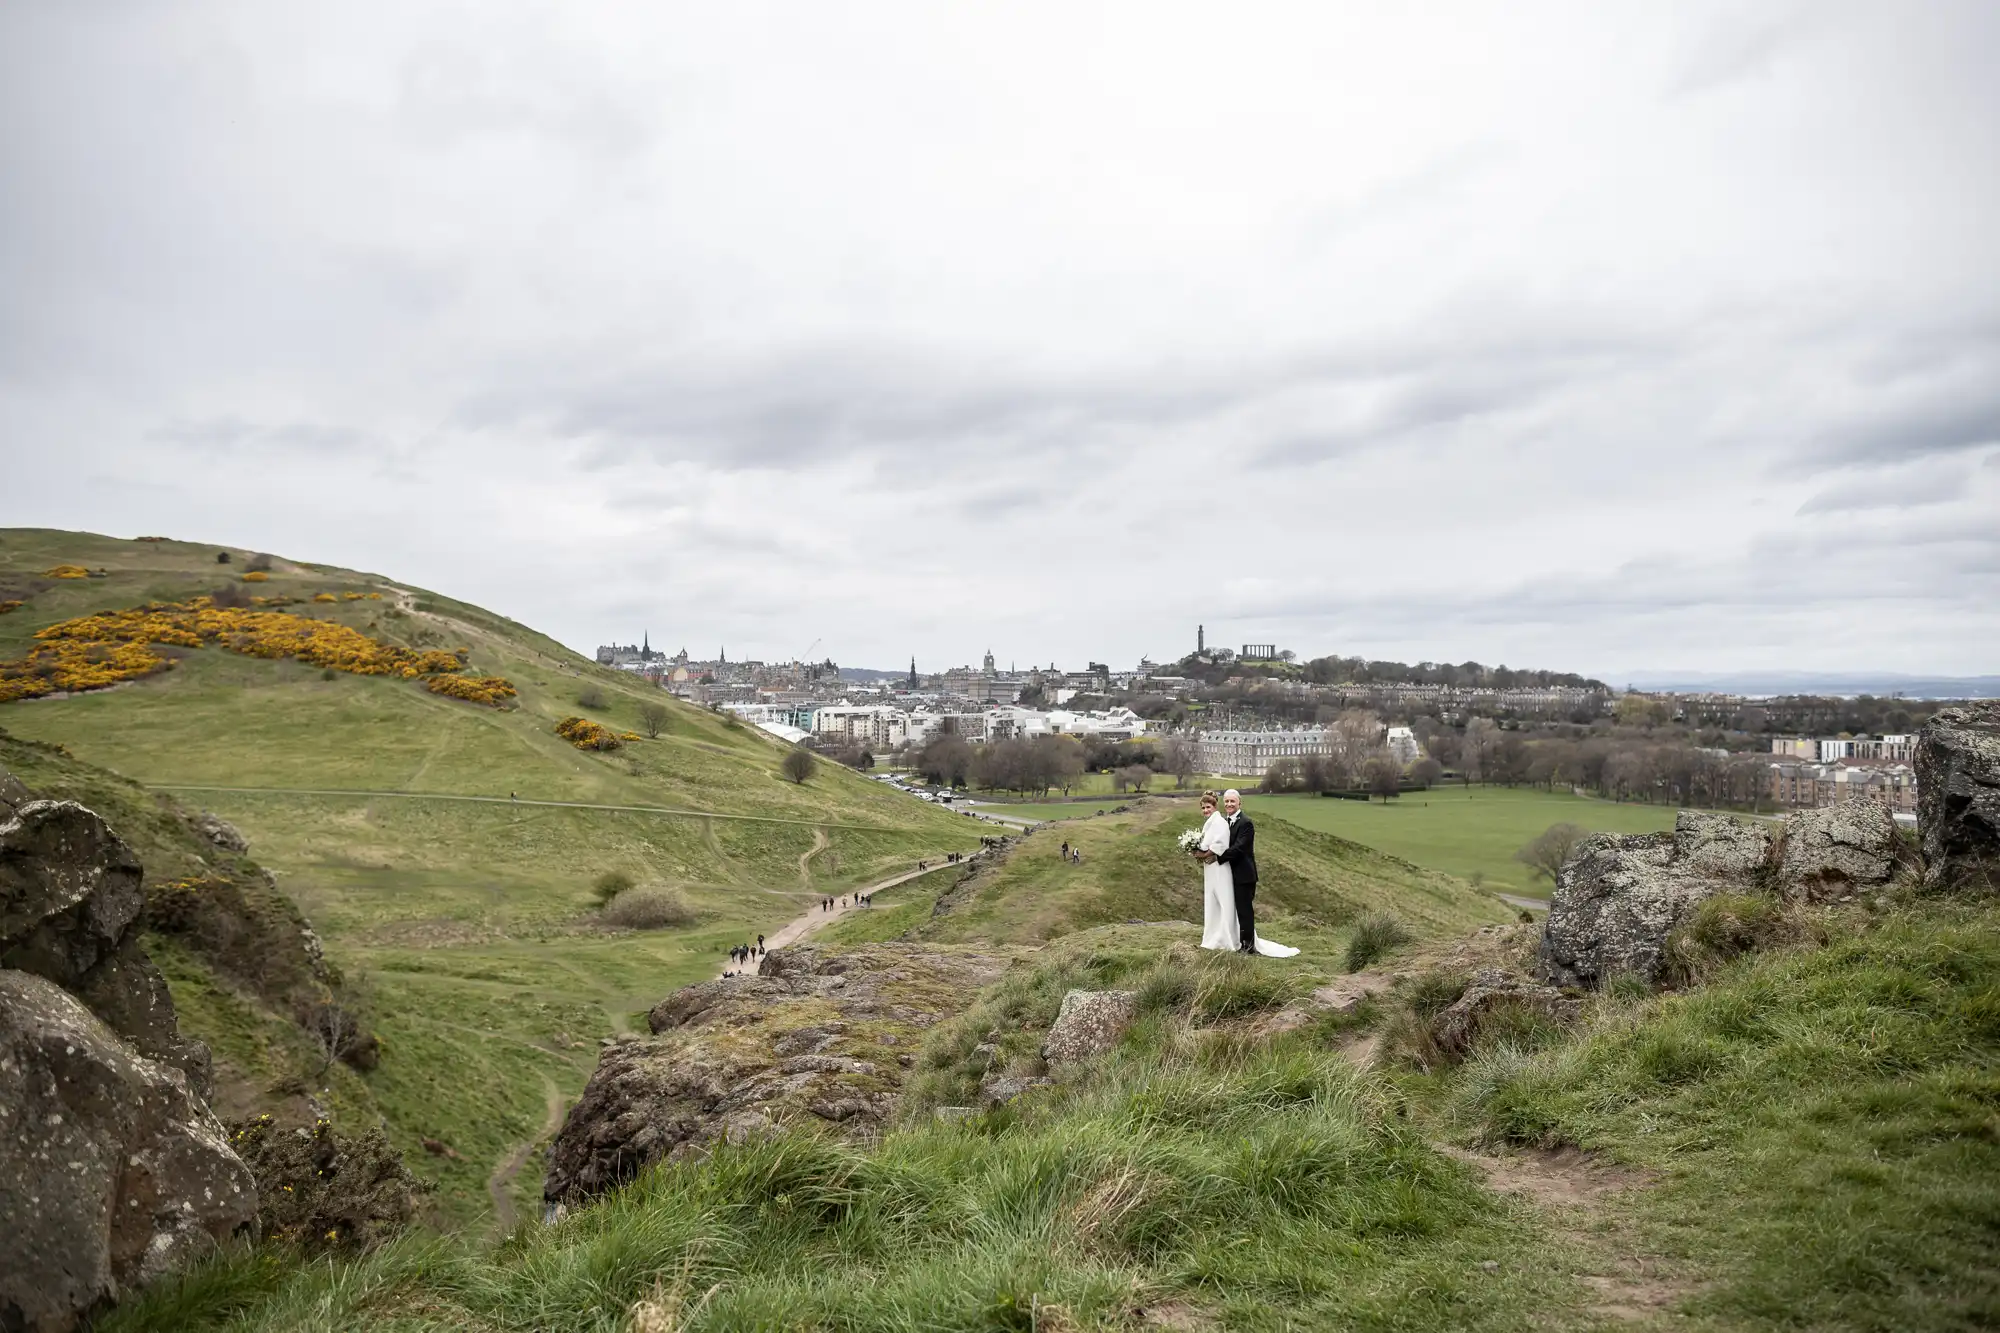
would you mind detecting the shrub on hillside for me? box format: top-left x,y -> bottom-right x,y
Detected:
0,600 -> 24,615
601,885 -> 696,930
637,702 -> 670,738
241,570 -> 270,582
425,673 -> 517,707
245,552 -> 273,572
783,748 -> 819,784
592,869 -> 636,905
1344,913 -> 1413,972
0,596 -> 513,705
576,685 -> 608,710
45,564 -> 90,579
557,716 -> 621,750
313,593 -> 337,603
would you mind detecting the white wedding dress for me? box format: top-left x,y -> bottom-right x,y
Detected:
1199,811 -> 1298,956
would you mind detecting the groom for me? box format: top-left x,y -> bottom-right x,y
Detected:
1213,789 -> 1258,954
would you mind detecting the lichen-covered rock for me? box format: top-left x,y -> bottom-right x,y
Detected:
1040,989 -> 1138,1064
978,1072 -> 1051,1107
547,944 -> 1007,1207
1916,702 -> 2000,894
1,800 -> 210,1095
1539,811 -> 1777,989
1776,803 -> 1901,900
1430,968 -> 1582,1059
188,812 -> 248,854
0,970 -> 256,1332
1674,811 -> 1774,878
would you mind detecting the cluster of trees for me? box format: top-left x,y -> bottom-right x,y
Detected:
1300,656 -> 1605,691
1429,718 -> 1777,808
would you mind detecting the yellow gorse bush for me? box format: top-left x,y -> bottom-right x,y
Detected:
555,716 -> 622,750
0,596 -> 515,705
0,600 -> 23,615
425,674 -> 518,708
313,593 -> 338,603
45,565 -> 90,579
242,571 -> 270,582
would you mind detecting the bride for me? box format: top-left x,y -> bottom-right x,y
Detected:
1197,790 -> 1298,956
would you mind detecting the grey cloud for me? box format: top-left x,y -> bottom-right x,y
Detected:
1796,458 -> 1977,514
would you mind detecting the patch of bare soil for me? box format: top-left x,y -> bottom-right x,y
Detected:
1440,1144 -> 1690,1324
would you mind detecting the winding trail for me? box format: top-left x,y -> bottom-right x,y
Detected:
797,827 -> 830,885
716,856 -> 970,979
488,1073 -> 566,1235
153,783 -> 937,834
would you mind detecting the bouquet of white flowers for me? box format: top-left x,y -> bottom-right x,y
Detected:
1176,828 -> 1204,855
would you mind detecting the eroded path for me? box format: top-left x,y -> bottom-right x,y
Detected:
1439,1144 -> 1689,1323
488,1073 -> 566,1235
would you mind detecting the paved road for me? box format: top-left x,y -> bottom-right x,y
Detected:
154,783 -> 930,834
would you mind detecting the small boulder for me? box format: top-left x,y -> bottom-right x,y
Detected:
1776,803 -> 1901,900
0,970 -> 257,1331
978,1072 -> 1050,1107
1041,989 -> 1137,1064
189,812 -> 249,854
1916,702 -> 2000,894
1430,968 -> 1582,1060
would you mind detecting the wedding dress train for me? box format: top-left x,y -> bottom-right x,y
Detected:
1198,811 -> 1298,956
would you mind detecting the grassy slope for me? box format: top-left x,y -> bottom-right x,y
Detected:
1449,897 -> 2000,1331
862,799 -> 1512,952
1255,787 -> 1687,898
105,897 -> 2000,1332
0,733 -> 386,1131
0,528 -> 981,1227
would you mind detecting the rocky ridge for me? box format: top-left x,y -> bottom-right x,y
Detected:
1539,805 -> 1905,989
544,942 -> 1009,1207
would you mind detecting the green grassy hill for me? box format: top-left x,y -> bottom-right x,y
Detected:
104,891 -> 2000,1332
0,527 -> 981,1226
824,799 -> 1511,955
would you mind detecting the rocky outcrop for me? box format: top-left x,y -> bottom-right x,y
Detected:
1,800 -> 211,1095
1430,968 -> 1582,1059
1775,804 -> 1902,900
1916,702 -> 2000,893
0,970 -> 255,1332
1040,989 -> 1138,1064
1540,805 -> 1907,989
545,943 -> 1007,1207
187,811 -> 249,854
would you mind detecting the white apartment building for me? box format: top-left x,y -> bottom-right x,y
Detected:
812,704 -> 910,749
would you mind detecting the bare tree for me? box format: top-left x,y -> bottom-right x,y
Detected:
1409,756 -> 1444,789
1362,755 -> 1402,802
1162,736 -> 1199,788
782,748 -> 819,784
1123,764 -> 1153,793
637,702 -> 670,739
1515,822 -> 1589,882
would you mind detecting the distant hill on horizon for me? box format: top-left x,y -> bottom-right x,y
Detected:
1613,670 -> 1999,700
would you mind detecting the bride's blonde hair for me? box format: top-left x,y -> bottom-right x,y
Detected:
1200,790 -> 1220,808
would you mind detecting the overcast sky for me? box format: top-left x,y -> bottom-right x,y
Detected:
3,2 -> 1996,679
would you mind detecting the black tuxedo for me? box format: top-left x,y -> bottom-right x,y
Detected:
1214,812 -> 1258,949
